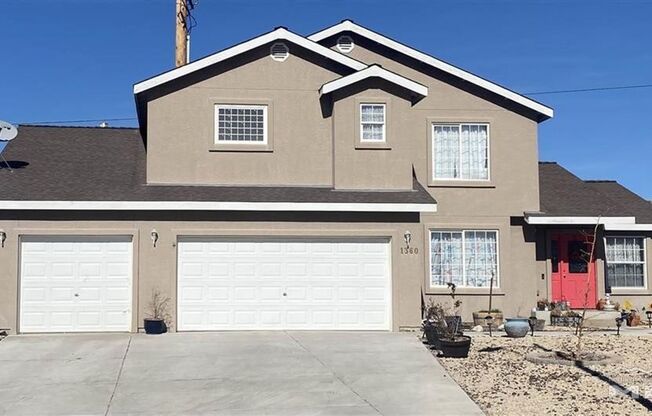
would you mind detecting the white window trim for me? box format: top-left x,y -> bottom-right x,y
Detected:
431,123 -> 491,182
428,229 -> 500,289
360,103 -> 386,143
214,104 -> 268,145
604,236 -> 648,290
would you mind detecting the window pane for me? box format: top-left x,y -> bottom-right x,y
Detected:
360,104 -> 385,142
430,231 -> 463,286
606,237 -> 645,288
433,125 -> 460,179
431,230 -> 498,288
434,124 -> 488,180
216,106 -> 266,143
460,124 -> 489,180
463,231 -> 498,287
567,240 -> 589,273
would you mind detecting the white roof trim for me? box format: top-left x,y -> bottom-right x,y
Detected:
604,224 -> 652,231
320,65 -> 428,96
134,27 -> 367,94
309,21 -> 553,119
0,200 -> 437,213
525,216 -> 636,225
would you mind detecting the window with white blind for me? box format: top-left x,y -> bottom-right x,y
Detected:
360,104 -> 386,142
432,123 -> 489,180
430,230 -> 499,288
215,105 -> 267,144
606,237 -> 646,288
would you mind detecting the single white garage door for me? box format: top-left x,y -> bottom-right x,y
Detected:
177,237 -> 391,331
20,236 -> 133,333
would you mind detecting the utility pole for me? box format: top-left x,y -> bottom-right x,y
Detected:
175,0 -> 189,67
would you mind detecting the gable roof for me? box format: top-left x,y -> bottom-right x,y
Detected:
0,126 -> 436,212
531,162 -> 652,225
309,20 -> 553,121
320,64 -> 428,97
133,27 -> 367,94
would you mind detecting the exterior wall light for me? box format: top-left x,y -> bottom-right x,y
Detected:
151,229 -> 159,247
0,231 -> 5,248
403,230 -> 412,249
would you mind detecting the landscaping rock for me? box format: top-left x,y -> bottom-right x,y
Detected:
472,325 -> 484,332
436,334 -> 652,415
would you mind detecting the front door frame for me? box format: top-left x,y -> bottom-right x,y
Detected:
550,231 -> 598,309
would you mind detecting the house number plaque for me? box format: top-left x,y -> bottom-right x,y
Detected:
400,247 -> 418,255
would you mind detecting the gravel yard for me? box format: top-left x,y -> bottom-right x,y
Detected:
437,332 -> 652,416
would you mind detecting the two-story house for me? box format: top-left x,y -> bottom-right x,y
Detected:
3,20 -> 642,334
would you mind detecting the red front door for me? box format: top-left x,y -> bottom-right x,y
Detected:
550,234 -> 597,309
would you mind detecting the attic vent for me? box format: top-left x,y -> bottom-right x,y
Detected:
337,35 -> 354,53
270,42 -> 289,61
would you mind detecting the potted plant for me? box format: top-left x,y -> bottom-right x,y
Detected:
533,298 -> 551,325
472,309 -> 503,328
144,288 -> 171,335
422,299 -> 445,349
436,283 -> 471,358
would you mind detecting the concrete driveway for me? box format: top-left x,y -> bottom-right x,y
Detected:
0,332 -> 482,416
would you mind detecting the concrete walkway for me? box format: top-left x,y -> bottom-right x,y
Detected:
0,332 -> 483,416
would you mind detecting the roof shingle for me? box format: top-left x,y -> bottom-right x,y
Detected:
0,125 -> 435,207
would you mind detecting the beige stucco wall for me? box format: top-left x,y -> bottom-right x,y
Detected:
0,218 -> 427,333
146,45 -> 343,186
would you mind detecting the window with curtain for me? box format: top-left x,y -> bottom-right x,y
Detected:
432,123 -> 489,180
360,104 -> 386,142
606,237 -> 646,288
430,230 -> 498,288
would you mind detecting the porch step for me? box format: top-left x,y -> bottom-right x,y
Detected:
578,310 -> 621,328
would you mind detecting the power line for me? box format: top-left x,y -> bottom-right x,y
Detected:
14,82 -> 652,126
525,83 -> 652,96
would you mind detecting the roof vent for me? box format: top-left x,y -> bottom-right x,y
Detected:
337,35 -> 354,53
270,42 -> 289,62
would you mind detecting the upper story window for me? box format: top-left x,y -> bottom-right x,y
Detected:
430,230 -> 499,288
606,237 -> 646,288
432,123 -> 489,180
215,105 -> 267,144
360,104 -> 386,142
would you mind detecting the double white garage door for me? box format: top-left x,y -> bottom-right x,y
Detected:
177,238 -> 391,331
19,236 -> 391,332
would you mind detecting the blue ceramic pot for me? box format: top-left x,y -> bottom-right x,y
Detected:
504,318 -> 529,338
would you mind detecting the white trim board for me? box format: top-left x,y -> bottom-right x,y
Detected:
134,27 -> 367,94
604,224 -> 652,231
525,216 -> 636,225
0,200 -> 437,213
309,20 -> 553,120
321,65 -> 428,96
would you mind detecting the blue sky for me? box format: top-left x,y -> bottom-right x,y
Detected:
2,0 -> 651,198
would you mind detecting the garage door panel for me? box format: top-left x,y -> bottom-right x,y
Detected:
20,236 -> 133,333
177,237 -> 391,331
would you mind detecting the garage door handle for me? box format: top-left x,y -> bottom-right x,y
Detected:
74,293 -> 79,297
283,293 -> 287,296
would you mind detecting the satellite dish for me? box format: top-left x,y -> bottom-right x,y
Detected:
0,120 -> 18,141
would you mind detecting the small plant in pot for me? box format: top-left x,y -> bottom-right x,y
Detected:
434,283 -> 471,358
422,299 -> 445,349
144,288 -> 171,335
